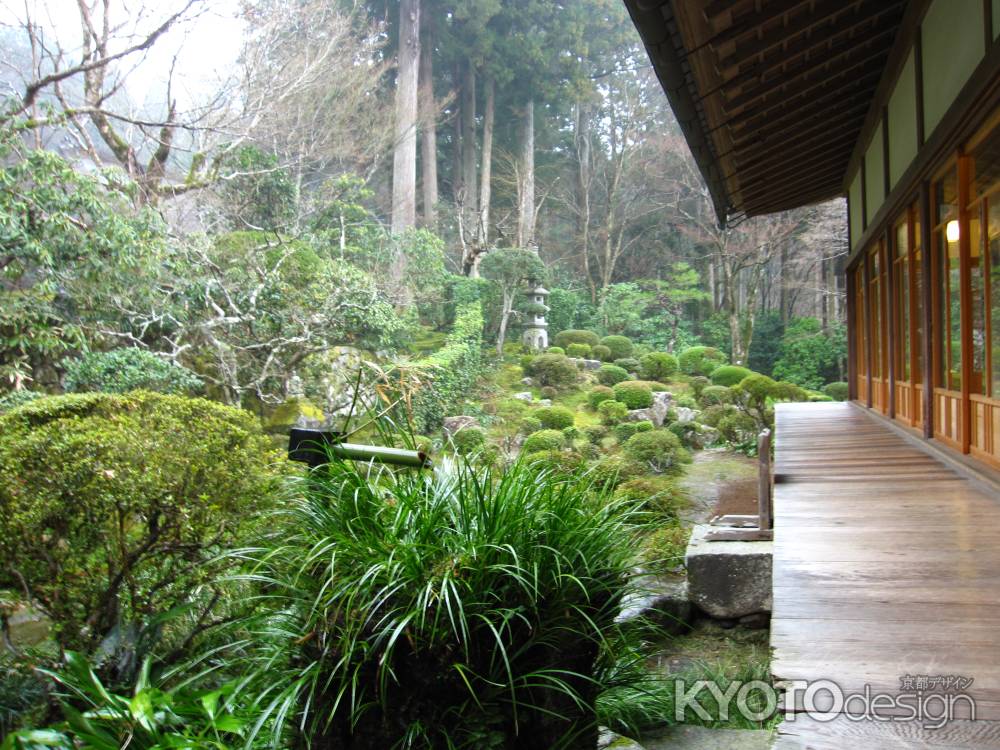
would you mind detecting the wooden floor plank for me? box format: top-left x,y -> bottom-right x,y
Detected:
770,402 -> 1000,749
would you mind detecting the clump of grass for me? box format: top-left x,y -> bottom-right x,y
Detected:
641,525 -> 691,574
238,454 -> 650,749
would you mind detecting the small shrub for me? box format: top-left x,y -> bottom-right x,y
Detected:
562,425 -> 581,441
522,428 -> 566,453
540,386 -> 558,400
547,346 -> 566,355
592,344 -> 613,361
598,399 -> 629,425
588,385 -> 616,409
642,524 -> 690,574
521,416 -> 543,435
612,381 -> 654,409
688,376 -> 710,398
634,420 -> 654,433
639,352 -> 679,382
700,385 -> 732,407
808,391 -> 834,402
616,476 -> 689,520
535,405 -> 575,430
601,335 -> 634,360
710,365 -> 754,387
668,421 -> 701,449
699,404 -> 737,428
597,364 -> 630,386
678,346 -> 727,377
717,410 -> 758,445
623,430 -> 691,474
523,449 -> 585,475
823,381 -> 849,401
0,390 -> 44,412
527,353 -> 579,389
553,329 -> 601,349
676,395 -> 698,409
566,343 -> 592,358
452,426 -> 487,454
731,373 -> 809,431
614,358 -> 641,374
628,380 -> 670,392
588,454 -> 645,490
519,354 -> 536,371
64,348 -> 203,394
583,424 -> 609,444
614,422 -> 639,442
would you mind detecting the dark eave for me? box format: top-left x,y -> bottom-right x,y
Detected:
624,0 -> 909,225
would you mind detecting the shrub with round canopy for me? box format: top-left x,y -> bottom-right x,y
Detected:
64,348 -> 203,394
612,381 -> 653,409
623,430 -> 691,474
639,352 -> 678,382
553,330 -> 601,349
709,365 -> 753,387
596,364 -> 630,386
587,385 -> 616,409
678,346 -> 727,377
535,405 -> 575,430
527,353 -> 579,388
522,428 -> 567,454
600,335 -> 634,360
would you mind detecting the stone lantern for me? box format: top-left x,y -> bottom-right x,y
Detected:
522,284 -> 550,351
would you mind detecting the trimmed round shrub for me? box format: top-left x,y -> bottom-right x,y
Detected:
612,381 -> 654,409
546,346 -> 566,355
521,428 -> 566,454
598,399 -> 629,425
519,354 -> 536,371
623,429 -> 691,474
583,424 -> 608,444
688,376 -> 710,398
717,410 -> 758,445
597,364 -> 630,386
600,335 -> 634,360
0,390 -> 44,413
613,357 -> 641,373
587,385 -> 616,409
566,343 -> 592,358
588,454 -> 645,491
700,385 -> 733,406
535,405 -> 575,430
452,426 -> 487,454
615,476 -> 689,520
64,348 -> 203,394
540,386 -> 558,400
614,422 -> 639,442
521,416 -> 543,435
628,380 -> 670,392
562,425 -> 581,442
592,344 -> 613,362
710,365 -> 754,387
639,352 -> 679,382
523,449 -> 585,475
0,392 -> 279,654
699,404 -> 737,428
668,421 -> 701,449
678,346 -> 727,377
676,395 -> 698,409
823,381 -> 849,401
527,354 -> 579,389
553,330 -> 601,349
634,420 -> 654,433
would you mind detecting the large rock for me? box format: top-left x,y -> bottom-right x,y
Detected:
512,391 -> 534,402
263,397 -> 326,434
616,574 -> 692,635
570,357 -> 602,371
442,415 -> 479,437
685,524 -> 772,619
674,406 -> 698,424
640,726 -> 773,750
628,391 -> 672,427
521,377 -> 535,386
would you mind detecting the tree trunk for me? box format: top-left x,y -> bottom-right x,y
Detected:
461,63 -> 478,229
478,75 -> 495,256
574,101 -> 595,302
496,289 -> 513,355
418,15 -> 437,229
517,99 -> 535,248
391,0 -> 420,237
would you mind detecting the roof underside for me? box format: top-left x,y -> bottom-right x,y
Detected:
625,0 -> 909,224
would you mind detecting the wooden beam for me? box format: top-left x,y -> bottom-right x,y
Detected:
739,151 -> 853,200
744,183 -> 845,215
740,166 -> 849,211
882,105 -> 891,197
731,99 -> 871,154
848,262 -> 858,401
864,251 -> 874,409
734,124 -> 861,176
704,0 -> 741,21
921,181 -> 934,438
958,154 -> 973,454
886,226 -> 897,419
915,27 -> 925,147
707,0 -> 815,47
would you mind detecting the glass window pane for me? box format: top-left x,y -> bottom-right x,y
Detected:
970,208 -> 986,395
937,168 -> 958,224
914,245 -> 924,385
949,232 -> 962,391
990,199 -> 1000,397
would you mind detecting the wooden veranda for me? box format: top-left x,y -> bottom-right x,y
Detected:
771,402 -> 1000,748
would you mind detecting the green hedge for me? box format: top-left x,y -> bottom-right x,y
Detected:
553,329 -> 601,349
600,335 -> 634,360
639,352 -> 678,381
410,302 -> 485,433
709,365 -> 754,387
612,381 -> 653,409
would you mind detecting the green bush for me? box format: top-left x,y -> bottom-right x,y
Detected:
547,346 -> 566,355
634,420 -> 653,433
612,381 -> 654,409
601,335 -> 634,360
808,391 -> 834,402
519,354 -> 536,371
553,329 -> 601,349
540,386 -> 558,400
678,346 -> 727,377
717,410 -> 758,446
598,399 -> 629,425
615,476 -> 689,521
700,385 -> 733,406
597,364 -> 630,386
583,424 -> 609,444
522,416 -> 543,435
642,524 -> 690,574
535,405 -> 576,430
699,404 -> 737,428
639,352 -> 679,382
566,343 -> 592,358
622,430 -> 691,474
588,385 -> 616,409
628,380 -> 669,392
592,344 -> 613,361
823,381 -> 849,401
527,353 -> 579,389
452,426 -> 487,454
562,425 -> 581,441
614,422 -> 639,442
676,395 -> 698,409
411,302 -> 485,432
588,454 -> 645,491
731,373 -> 809,431
668,421 -> 701,449
709,365 -> 754,387
0,390 -> 44,412
688,376 -> 710,398
0,392 -> 279,656
64,348 -> 203,394
523,449 -> 586,476
614,358 -> 640,373
522,428 -> 566,453
241,454 -> 643,748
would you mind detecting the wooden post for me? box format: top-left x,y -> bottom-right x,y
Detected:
886,228 -> 897,419
864,252 -> 874,409
847,266 -> 858,401
958,155 -> 973,454
920,182 -> 934,439
758,429 -> 772,531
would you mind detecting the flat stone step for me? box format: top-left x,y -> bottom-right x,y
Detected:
601,726 -> 773,750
